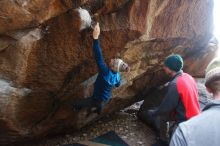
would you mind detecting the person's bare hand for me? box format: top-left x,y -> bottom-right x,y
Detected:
93,22 -> 100,39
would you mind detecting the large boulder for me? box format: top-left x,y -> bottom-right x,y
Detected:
0,0 -> 217,145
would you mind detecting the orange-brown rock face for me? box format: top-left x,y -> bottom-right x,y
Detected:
0,0 -> 217,145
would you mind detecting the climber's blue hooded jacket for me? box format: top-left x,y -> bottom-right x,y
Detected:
92,39 -> 120,101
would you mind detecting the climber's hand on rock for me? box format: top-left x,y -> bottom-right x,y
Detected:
93,22 -> 100,39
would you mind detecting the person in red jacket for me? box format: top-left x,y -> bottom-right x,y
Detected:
170,58 -> 220,146
139,54 -> 201,146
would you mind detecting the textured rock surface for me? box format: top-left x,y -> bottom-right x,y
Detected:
22,105 -> 155,146
0,0 -> 217,145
